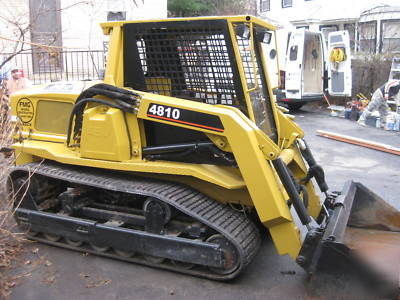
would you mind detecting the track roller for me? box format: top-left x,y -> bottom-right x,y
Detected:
43,233 -> 61,242
90,243 -> 110,252
206,234 -> 239,275
65,238 -> 83,247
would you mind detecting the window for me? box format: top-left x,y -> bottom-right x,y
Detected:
296,26 -> 309,30
289,45 -> 298,61
126,22 -> 239,106
260,0 -> 270,12
381,20 -> 400,53
319,25 -> 339,45
358,21 -> 377,53
282,0 -> 292,8
344,23 -> 356,51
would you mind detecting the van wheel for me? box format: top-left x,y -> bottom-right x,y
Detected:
287,103 -> 303,111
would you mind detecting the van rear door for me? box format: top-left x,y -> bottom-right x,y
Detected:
302,32 -> 324,96
327,31 -> 352,96
285,31 -> 304,99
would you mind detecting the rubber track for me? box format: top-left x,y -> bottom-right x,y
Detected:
12,161 -> 261,280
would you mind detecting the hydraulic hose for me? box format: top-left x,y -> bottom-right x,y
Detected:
272,158 -> 311,226
299,140 -> 329,193
66,98 -> 133,155
72,84 -> 140,139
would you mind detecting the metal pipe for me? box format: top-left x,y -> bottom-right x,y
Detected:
299,139 -> 329,193
142,142 -> 214,155
272,158 -> 311,226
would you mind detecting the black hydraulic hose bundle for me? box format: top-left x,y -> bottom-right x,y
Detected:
66,84 -> 140,148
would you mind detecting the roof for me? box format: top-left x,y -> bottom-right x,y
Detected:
360,4 -> 400,17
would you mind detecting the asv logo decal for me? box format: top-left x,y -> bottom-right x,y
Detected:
148,104 -> 181,120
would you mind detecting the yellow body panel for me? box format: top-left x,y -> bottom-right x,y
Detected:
13,141 -> 246,189
35,100 -> 73,134
80,106 -> 130,161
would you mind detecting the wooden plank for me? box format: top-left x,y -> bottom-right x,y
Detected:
316,130 -> 400,156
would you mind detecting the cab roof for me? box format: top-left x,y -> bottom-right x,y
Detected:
100,15 -> 276,35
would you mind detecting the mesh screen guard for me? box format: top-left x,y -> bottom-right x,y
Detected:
123,20 -> 277,141
124,20 -> 246,110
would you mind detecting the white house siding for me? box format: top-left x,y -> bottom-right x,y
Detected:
257,0 -> 400,55
61,0 -> 168,50
0,0 -> 167,52
58,0 -> 168,81
0,0 -> 167,83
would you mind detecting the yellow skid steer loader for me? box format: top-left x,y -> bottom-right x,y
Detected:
6,16 -> 400,296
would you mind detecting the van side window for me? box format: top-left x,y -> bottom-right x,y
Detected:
289,45 -> 298,61
330,35 -> 343,43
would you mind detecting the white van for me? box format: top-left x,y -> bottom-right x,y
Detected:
277,30 -> 352,110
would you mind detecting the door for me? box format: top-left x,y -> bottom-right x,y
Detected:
327,31 -> 352,96
261,30 -> 280,89
302,32 -> 324,95
285,31 -> 304,99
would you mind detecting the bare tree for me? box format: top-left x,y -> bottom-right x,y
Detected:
0,1 -> 94,70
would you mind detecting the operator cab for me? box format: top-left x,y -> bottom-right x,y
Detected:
120,17 -> 278,144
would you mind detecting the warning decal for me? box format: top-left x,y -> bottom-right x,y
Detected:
16,98 -> 34,124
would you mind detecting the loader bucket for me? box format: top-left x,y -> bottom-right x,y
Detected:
306,181 -> 400,297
